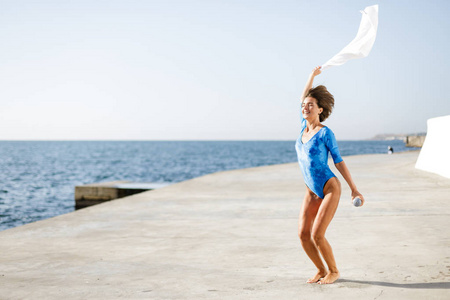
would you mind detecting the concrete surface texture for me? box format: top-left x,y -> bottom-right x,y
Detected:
0,151 -> 449,299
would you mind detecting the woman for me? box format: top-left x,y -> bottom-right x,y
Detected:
295,66 -> 365,284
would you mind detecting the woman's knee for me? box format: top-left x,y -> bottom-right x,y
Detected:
299,230 -> 311,242
311,231 -> 325,245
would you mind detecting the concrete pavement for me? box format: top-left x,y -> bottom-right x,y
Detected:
0,151 -> 449,299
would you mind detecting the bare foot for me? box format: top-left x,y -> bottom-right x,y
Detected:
318,271 -> 340,284
306,271 -> 327,283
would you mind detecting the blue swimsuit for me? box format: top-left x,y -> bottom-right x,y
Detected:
295,115 -> 343,199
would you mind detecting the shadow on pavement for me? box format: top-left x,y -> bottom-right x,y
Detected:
339,279 -> 450,289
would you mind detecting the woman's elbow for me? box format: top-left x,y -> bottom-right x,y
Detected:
335,160 -> 345,168
334,159 -> 345,167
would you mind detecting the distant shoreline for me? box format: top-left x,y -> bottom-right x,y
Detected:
368,132 -> 426,141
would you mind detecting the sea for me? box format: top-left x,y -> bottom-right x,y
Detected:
0,140 -> 417,231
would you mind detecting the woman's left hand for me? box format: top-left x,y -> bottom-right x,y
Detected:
351,191 -> 365,206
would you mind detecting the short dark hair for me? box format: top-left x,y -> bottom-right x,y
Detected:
305,85 -> 334,122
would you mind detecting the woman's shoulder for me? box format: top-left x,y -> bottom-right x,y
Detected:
321,125 -> 336,132
320,125 -> 337,138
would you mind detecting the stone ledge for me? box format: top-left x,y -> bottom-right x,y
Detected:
74,181 -> 170,209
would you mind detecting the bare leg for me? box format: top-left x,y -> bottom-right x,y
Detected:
312,177 -> 341,284
298,189 -> 327,283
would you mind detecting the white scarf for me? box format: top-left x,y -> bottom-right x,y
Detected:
322,5 -> 379,70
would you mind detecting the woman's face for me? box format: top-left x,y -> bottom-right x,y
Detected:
302,97 -> 323,121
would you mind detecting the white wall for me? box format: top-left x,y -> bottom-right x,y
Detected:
415,115 -> 450,178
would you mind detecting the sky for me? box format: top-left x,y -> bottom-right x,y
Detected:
0,0 -> 449,140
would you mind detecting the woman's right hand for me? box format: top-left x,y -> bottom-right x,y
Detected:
311,66 -> 322,77
302,66 -> 322,100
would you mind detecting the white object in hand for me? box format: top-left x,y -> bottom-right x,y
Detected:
321,4 -> 379,70
353,197 -> 362,207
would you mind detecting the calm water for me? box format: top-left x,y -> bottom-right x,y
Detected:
0,140 -> 416,231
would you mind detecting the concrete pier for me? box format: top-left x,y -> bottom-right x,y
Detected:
406,135 -> 426,147
75,181 -> 169,208
0,151 -> 449,299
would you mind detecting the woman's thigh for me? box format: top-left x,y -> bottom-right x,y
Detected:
298,188 -> 322,235
312,177 -> 341,237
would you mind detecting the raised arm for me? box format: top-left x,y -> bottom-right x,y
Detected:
301,66 -> 322,100
335,161 -> 365,206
